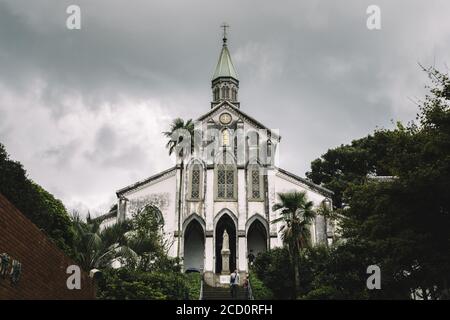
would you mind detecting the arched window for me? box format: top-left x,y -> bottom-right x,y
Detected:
221,87 -> 226,99
232,88 -> 237,101
190,164 -> 201,199
267,140 -> 272,157
222,129 -> 230,147
214,88 -> 219,101
216,164 -> 235,199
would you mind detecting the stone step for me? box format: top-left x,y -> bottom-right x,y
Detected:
202,285 -> 248,300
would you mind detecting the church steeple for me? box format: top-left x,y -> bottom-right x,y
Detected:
212,23 -> 239,108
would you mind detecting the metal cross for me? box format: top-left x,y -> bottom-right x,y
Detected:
221,23 -> 229,39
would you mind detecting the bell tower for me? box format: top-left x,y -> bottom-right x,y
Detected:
211,23 -> 239,108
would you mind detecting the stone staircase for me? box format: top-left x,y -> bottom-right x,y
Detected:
202,284 -> 248,300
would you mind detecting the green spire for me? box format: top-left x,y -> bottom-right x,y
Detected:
212,24 -> 238,81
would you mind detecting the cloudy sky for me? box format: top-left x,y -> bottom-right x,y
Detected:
1,0 -> 449,216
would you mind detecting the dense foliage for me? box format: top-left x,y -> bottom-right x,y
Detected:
0,143 -> 75,255
79,206 -> 201,300
254,67 -> 450,300
97,268 -> 192,300
252,248 -> 296,299
310,68 -> 450,299
248,270 -> 274,300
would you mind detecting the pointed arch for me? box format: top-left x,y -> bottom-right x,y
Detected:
246,214 -> 269,261
183,213 -> 206,233
214,209 -> 238,273
187,158 -> 205,200
183,214 -> 205,272
139,204 -> 164,226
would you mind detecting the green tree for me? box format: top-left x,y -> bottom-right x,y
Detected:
306,67 -> 450,299
272,191 -> 315,297
252,248 -> 295,299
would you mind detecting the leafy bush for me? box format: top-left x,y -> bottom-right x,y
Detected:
185,273 -> 201,300
253,248 -> 296,299
97,268 -> 191,300
249,271 -> 273,300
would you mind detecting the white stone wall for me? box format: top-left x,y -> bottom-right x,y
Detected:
273,171 -> 329,246
121,171 -> 178,257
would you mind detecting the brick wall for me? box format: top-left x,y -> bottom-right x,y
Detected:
0,193 -> 95,299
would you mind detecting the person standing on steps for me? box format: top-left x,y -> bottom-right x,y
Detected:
230,269 -> 240,299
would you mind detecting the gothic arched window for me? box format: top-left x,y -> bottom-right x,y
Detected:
216,164 -> 235,199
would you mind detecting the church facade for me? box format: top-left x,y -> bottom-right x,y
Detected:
103,31 -> 334,285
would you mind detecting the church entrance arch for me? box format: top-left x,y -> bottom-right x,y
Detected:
183,218 -> 205,271
247,218 -> 268,261
215,213 -> 237,274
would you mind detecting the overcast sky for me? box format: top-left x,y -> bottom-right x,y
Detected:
1,0 -> 449,216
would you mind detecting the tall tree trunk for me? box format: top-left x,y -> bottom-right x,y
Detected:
176,161 -> 184,258
290,240 -> 300,299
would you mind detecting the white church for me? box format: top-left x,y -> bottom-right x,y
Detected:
100,29 -> 334,285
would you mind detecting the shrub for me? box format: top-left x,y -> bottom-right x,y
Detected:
249,271 -> 273,300
97,269 -> 191,300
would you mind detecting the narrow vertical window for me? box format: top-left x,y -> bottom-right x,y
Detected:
222,129 -> 230,146
191,165 -> 201,199
251,168 -> 261,199
232,88 -> 237,101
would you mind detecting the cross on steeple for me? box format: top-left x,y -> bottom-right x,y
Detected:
221,23 -> 229,44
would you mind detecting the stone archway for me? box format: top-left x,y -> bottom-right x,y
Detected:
215,214 -> 237,274
247,218 -> 268,261
183,219 -> 205,271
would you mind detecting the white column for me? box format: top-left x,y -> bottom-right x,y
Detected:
237,169 -> 247,231
205,168 -> 214,230
238,237 -> 247,272
205,237 -> 214,272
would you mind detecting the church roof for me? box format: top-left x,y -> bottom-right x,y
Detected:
276,167 -> 334,197
212,40 -> 239,81
116,166 -> 177,196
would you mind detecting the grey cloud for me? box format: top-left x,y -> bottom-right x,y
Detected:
0,0 -> 449,214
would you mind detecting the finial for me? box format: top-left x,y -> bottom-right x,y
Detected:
221,22 -> 229,45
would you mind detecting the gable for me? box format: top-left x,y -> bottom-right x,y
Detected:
197,102 -> 281,141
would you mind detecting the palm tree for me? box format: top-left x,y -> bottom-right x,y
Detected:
272,191 -> 315,297
72,213 -> 133,271
163,118 -> 195,257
